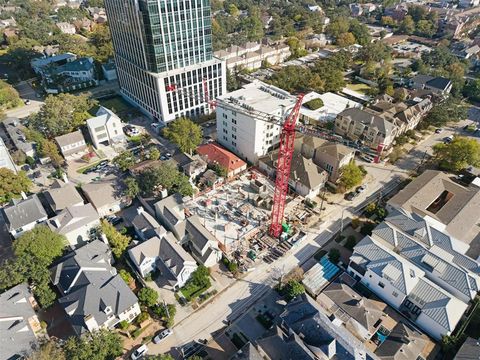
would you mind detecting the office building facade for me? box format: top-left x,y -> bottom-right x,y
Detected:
104,0 -> 226,123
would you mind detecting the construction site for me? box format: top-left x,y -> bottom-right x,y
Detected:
185,169 -> 313,267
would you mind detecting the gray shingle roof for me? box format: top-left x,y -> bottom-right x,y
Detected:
45,180 -> 84,213
50,240 -> 138,335
375,322 -> 426,360
2,195 -> 47,231
0,284 -> 38,360
132,208 -> 166,240
47,203 -> 99,237
186,215 -> 217,252
55,130 -> 85,148
338,107 -> 396,136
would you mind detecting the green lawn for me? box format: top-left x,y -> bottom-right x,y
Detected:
77,159 -> 105,174
346,83 -> 371,94
98,96 -> 132,113
464,301 -> 480,339
181,284 -> 210,302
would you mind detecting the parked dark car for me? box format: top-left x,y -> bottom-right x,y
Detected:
346,191 -> 358,201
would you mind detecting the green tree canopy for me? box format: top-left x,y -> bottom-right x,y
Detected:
29,93 -> 97,138
14,226 -> 66,264
124,177 -> 140,199
113,150 -> 135,171
0,79 -> 22,110
283,280 -> 305,301
138,162 -> 193,197
339,161 -> 365,190
138,287 -> 159,307
0,168 -> 32,204
63,330 -> 123,360
433,137 -> 480,172
100,220 -> 131,258
163,117 -> 202,155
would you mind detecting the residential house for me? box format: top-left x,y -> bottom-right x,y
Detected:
334,108 -> 400,149
198,169 -> 223,188
51,240 -> 141,335
0,17 -> 16,29
56,22 -> 76,34
348,236 -> 468,340
459,0 -> 480,7
87,7 -> 107,23
256,326 -> 317,360
384,4 -> 409,21
185,215 -> 222,267
48,57 -> 96,82
55,130 -> 87,159
410,75 -> 452,96
279,294 -> 375,358
371,216 -> 480,303
0,284 -> 40,360
214,42 -> 291,71
47,203 -> 100,248
81,177 -> 129,216
259,139 -> 328,199
317,279 -> 390,341
87,106 -> 126,149
375,322 -> 428,360
3,117 -> 36,158
301,136 -> 355,183
387,170 -> 480,256
2,27 -> 17,43
102,62 -> 117,81
44,178 -> 84,213
131,206 -> 167,241
2,195 -> 48,238
299,92 -> 362,124
0,136 -> 16,173
182,155 -> 208,183
197,143 -> 247,178
154,193 -> 187,242
31,53 -> 77,76
128,233 -> 197,288
454,337 -> 480,359
73,18 -> 94,32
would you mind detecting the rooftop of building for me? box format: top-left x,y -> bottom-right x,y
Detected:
197,143 -> 247,174
55,130 -> 85,147
44,179 -> 84,213
218,80 -> 296,115
387,170 -> 480,247
2,194 -> 47,231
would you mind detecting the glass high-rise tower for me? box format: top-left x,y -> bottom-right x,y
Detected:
104,0 -> 226,123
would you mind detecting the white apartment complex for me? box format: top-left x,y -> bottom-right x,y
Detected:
104,0 -> 226,123
216,80 -> 297,164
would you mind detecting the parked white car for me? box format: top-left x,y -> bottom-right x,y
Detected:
153,328 -> 172,344
131,344 -> 148,360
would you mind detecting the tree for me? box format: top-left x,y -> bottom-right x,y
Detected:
339,161 -> 365,190
163,117 -> 202,155
138,162 -> 193,197
227,3 -> 240,17
0,79 -> 22,110
119,269 -> 134,285
423,98 -> 468,128
14,226 -> 66,265
326,17 -> 350,38
38,139 -> 64,167
433,137 -> 480,172
345,235 -> 357,251
113,150 -> 135,171
100,220 -> 131,258
0,168 -> 32,204
283,280 -> 305,301
124,177 -> 140,199
464,78 -> 480,101
149,147 -> 161,161
11,149 -> 27,165
381,16 -> 396,27
29,94 -> 97,138
137,287 -> 159,307
399,15 -> 415,34
336,32 -> 355,47
63,330 -> 123,360
226,69 -> 239,92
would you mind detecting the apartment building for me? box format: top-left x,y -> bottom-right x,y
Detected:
104,0 -> 226,123
216,80 -> 297,164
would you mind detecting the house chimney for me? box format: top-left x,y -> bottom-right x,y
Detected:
136,206 -> 144,215
62,173 -> 69,184
20,191 -> 27,200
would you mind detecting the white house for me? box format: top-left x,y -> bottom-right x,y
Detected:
300,92 -> 362,124
128,233 -> 197,289
216,80 -> 297,164
186,215 -> 222,267
55,130 -> 87,159
348,236 -> 468,340
51,240 -> 141,335
56,22 -> 76,35
47,203 -> 100,249
1,195 -> 48,238
86,106 -> 126,148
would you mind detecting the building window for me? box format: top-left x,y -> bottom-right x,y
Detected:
232,119 -> 237,124
232,141 -> 236,146
392,291 -> 398,297
378,282 -> 385,288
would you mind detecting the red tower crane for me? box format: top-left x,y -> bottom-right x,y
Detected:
167,80 -> 303,238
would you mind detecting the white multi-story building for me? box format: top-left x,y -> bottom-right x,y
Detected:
216,80 -> 297,164
104,0 -> 226,123
86,106 -> 126,148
